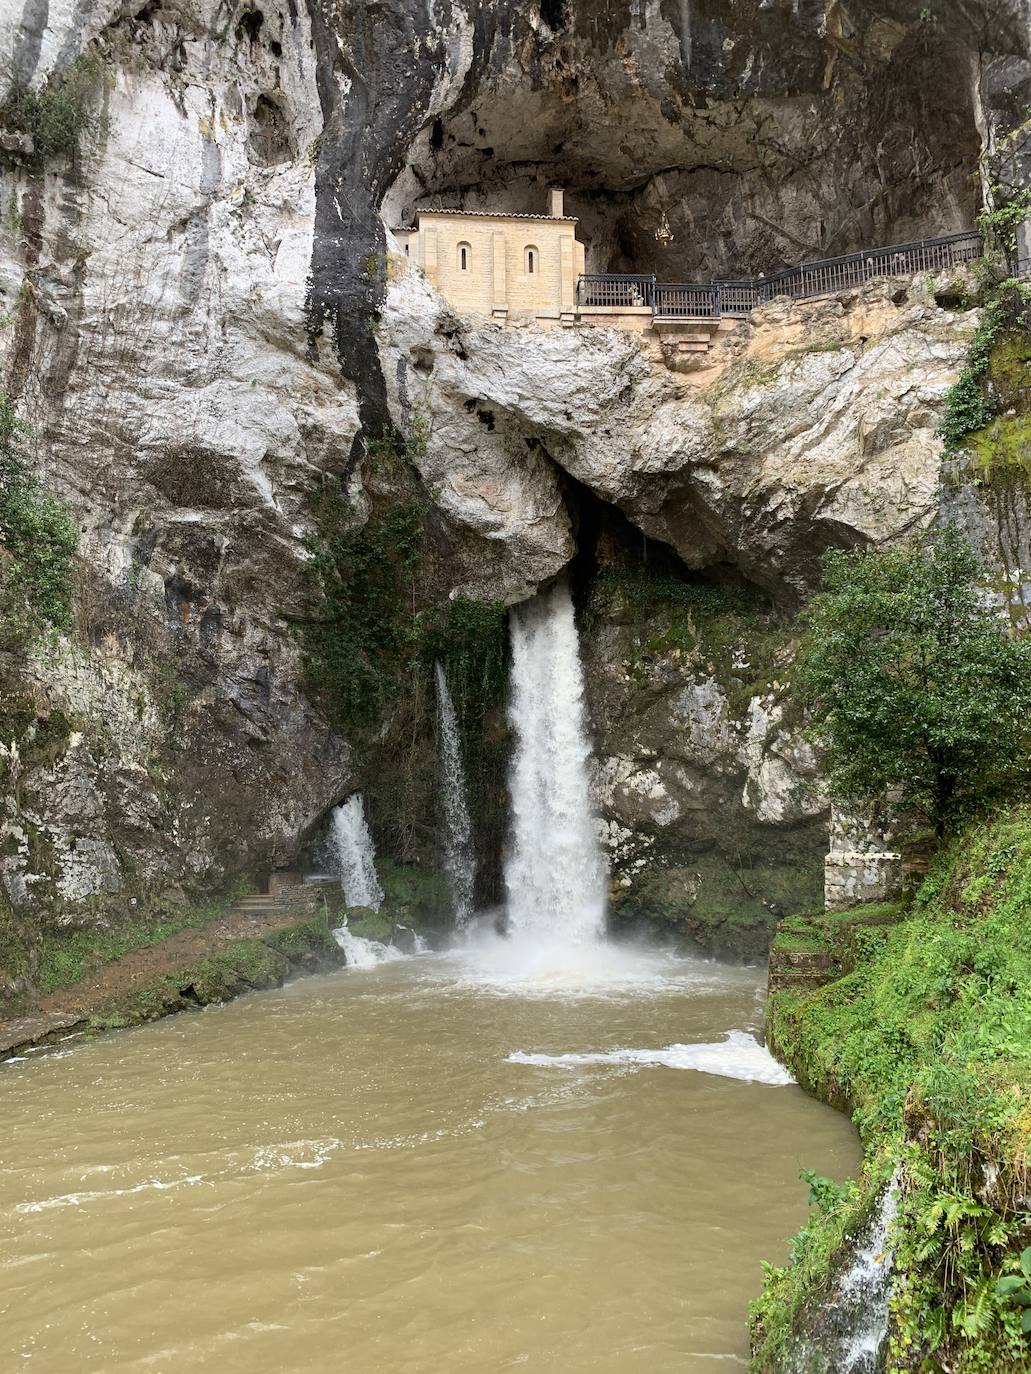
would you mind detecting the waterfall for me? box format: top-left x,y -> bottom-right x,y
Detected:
503,581 -> 608,943
330,795 -> 384,911
434,661 -> 476,926
790,1172 -> 899,1373
836,1174 -> 899,1371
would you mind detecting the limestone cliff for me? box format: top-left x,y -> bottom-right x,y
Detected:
0,0 -> 1028,994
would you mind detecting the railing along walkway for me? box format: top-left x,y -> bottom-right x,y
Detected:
577,230 -> 984,320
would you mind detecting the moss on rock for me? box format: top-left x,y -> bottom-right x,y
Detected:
753,810 -> 1031,1371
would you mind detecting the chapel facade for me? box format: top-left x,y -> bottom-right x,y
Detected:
393,188 -> 587,326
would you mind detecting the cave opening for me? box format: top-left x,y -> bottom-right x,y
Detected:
236,8 -> 264,44
248,93 -> 295,166
558,468 -> 773,623
382,13 -> 984,282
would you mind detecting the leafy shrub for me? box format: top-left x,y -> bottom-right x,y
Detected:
996,1249 -> 1031,1335
0,390 -> 78,637
0,54 -> 108,168
977,192 -> 1031,254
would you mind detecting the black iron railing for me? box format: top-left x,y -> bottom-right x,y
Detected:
654,283 -> 720,318
577,230 -> 986,321
577,273 -> 656,308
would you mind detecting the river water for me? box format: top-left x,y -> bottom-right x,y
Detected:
0,940 -> 858,1373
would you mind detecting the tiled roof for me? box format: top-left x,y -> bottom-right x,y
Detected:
391,207 -> 578,229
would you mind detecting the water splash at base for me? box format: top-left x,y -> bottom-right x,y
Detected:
332,924 -> 407,970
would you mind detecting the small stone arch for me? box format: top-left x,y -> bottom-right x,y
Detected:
524,244 -> 539,275
457,241 -> 472,272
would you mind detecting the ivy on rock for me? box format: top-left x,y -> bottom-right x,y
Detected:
0,390 -> 78,644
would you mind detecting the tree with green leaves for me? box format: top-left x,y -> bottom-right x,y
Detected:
796,525 -> 1031,837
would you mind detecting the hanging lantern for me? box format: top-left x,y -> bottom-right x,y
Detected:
655,209 -> 674,245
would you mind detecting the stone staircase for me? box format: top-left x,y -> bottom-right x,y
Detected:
767,903 -> 906,998
650,316 -> 737,370
225,874 -> 345,926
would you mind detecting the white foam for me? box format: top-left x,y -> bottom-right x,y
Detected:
332,925 -> 408,970
17,1174 -> 208,1213
251,1139 -> 342,1172
506,1030 -> 795,1085
440,928 -> 757,1000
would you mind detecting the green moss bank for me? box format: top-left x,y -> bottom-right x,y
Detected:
0,910 -> 348,1059
753,809 -> 1031,1371
86,911 -> 347,1032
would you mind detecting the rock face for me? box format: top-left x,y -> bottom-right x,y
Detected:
383,260 -> 981,603
580,566 -> 828,954
0,0 -> 1029,989
0,1 -> 359,993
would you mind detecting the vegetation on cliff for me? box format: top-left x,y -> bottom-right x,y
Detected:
938,279 -> 1031,458
796,526 -> 1031,837
0,53 -> 108,168
754,808 -> 1031,1371
0,390 -> 78,641
297,441 -> 508,894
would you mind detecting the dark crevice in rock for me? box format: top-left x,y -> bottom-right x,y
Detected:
248,93 -> 295,166
539,0 -> 566,33
236,9 -> 265,45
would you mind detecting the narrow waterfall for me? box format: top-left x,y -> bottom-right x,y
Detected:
434,661 -> 476,926
503,581 -> 608,943
836,1175 -> 899,1372
790,1172 -> 899,1374
330,795 -> 384,911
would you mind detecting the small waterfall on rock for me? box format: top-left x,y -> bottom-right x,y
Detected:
791,1171 -> 899,1373
836,1174 -> 899,1372
330,794 -> 384,911
434,661 -> 476,926
503,580 -> 608,943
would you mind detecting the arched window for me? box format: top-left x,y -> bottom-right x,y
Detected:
525,245 -> 539,275
457,241 -> 471,271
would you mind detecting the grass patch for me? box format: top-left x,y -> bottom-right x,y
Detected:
84,911 -> 345,1032
35,892 -> 243,993
769,930 -> 828,954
